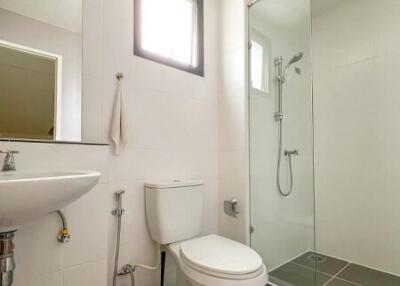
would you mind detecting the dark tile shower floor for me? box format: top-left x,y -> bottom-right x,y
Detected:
267,252 -> 400,286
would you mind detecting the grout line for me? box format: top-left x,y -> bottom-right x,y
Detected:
322,262 -> 356,286
268,249 -> 311,272
322,276 -> 335,286
333,261 -> 351,278
334,277 -> 363,286
290,260 -> 325,273
63,257 -> 107,270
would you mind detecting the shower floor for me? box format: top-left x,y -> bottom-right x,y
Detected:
267,251 -> 400,286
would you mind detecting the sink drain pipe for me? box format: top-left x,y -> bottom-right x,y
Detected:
0,231 -> 16,286
0,211 -> 69,286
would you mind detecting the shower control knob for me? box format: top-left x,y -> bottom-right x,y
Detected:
284,150 -> 299,156
274,112 -> 284,121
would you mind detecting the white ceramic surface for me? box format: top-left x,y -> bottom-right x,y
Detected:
0,171 -> 100,232
168,241 -> 268,286
145,180 -> 204,245
180,235 -> 263,276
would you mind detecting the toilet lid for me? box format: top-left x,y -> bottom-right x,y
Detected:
180,235 -> 263,276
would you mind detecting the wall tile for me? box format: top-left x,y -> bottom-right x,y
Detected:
64,259 -> 107,286
81,74 -> 105,143
13,214 -> 62,278
83,0 -> 104,77
63,183 -> 108,267
314,0 -> 400,275
13,271 -> 63,286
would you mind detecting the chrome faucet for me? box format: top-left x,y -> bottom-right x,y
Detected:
0,150 -> 19,171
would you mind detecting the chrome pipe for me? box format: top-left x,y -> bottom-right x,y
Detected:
56,210 -> 70,244
0,232 -> 16,286
274,54 -> 303,197
248,0 -> 261,8
285,150 -> 300,156
112,190 -> 125,286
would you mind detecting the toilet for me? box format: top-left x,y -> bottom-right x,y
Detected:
145,180 -> 268,286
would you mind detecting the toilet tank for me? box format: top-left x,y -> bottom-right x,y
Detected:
145,180 -> 204,245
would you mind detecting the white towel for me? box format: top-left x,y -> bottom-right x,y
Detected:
110,80 -> 127,155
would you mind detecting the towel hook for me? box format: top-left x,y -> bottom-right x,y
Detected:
116,73 -> 124,80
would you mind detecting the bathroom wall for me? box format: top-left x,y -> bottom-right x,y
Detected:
217,0 -> 250,244
313,0 -> 400,275
248,0 -> 314,271
0,0 -> 220,285
101,0 -> 220,284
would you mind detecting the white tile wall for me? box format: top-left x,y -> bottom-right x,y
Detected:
313,0 -> 400,276
1,0 -> 220,286
217,0 -> 251,245
64,260 -> 107,286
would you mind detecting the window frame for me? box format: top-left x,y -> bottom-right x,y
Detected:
134,0 -> 204,77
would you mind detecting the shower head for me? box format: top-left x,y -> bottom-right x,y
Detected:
283,52 -> 303,79
288,52 -> 303,65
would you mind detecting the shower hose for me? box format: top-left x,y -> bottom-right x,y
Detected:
277,119 -> 294,197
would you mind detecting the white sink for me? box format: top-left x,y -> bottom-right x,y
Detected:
0,171 -> 101,233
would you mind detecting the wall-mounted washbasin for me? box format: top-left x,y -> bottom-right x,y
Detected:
0,171 -> 100,233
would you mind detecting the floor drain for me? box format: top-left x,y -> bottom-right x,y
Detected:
307,253 -> 327,263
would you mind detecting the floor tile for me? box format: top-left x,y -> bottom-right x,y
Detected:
325,278 -> 359,286
269,262 -> 332,286
292,252 -> 349,276
337,263 -> 400,286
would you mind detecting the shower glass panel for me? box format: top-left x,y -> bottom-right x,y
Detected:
248,0 -> 316,285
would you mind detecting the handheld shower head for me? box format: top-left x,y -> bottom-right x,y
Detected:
288,52 -> 303,65
283,52 -> 303,79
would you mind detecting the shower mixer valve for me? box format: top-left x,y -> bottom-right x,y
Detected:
274,112 -> 284,121
284,150 -> 299,156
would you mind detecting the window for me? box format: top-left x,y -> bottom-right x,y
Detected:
251,40 -> 264,91
134,0 -> 204,76
250,32 -> 270,95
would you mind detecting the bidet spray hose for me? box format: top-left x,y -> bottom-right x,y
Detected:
113,190 -> 161,286
118,244 -> 162,275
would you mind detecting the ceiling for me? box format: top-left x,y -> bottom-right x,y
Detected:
251,0 -> 346,27
312,0 -> 345,16
251,0 -> 310,28
0,0 -> 82,33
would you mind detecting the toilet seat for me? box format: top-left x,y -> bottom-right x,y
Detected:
167,235 -> 268,286
180,235 -> 263,279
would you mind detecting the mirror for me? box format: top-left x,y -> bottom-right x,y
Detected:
0,0 -> 106,144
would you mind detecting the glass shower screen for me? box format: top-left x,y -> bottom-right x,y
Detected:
248,0 -> 316,285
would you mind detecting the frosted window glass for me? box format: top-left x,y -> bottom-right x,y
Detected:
251,40 -> 264,91
141,0 -> 197,67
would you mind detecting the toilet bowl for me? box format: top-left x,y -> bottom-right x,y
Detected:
167,235 -> 268,286
145,180 -> 268,286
